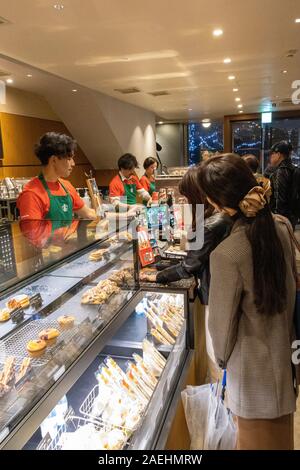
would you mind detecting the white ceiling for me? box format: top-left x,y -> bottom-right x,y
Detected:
0,0 -> 300,120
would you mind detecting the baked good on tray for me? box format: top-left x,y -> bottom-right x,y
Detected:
6,294 -> 30,310
0,309 -> 10,322
89,248 -> 109,261
81,280 -> 120,305
57,315 -> 75,329
26,339 -> 47,357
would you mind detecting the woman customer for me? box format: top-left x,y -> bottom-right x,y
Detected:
198,153 -> 297,450
141,167 -> 233,304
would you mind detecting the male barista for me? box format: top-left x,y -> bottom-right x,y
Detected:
109,153 -> 151,209
17,132 -> 96,223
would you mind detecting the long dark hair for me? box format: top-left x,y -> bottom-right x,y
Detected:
197,153 -> 287,316
179,167 -> 214,231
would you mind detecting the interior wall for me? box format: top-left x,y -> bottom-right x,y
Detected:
0,86 -> 59,121
44,85 -> 157,174
0,112 -> 93,186
156,124 -> 184,168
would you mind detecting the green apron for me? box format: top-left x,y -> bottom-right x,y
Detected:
39,173 -> 73,230
149,180 -> 156,195
143,175 -> 156,206
120,176 -> 137,205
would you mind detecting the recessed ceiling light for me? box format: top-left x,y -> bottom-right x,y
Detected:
237,104 -> 243,108
158,121 -> 164,125
295,18 -> 300,23
235,97 -> 241,102
202,122 -> 211,128
54,4 -> 64,10
228,75 -> 236,80
213,28 -> 223,37
6,78 -> 13,84
223,58 -> 231,64
26,74 -> 32,78
188,108 -> 193,111
72,89 -> 78,93
233,88 -> 239,92
282,70 -> 288,74
202,118 -> 210,123
239,110 -> 244,113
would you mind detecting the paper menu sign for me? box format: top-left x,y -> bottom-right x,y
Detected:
137,226 -> 155,266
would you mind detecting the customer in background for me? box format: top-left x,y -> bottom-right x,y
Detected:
109,153 -> 151,209
198,153 -> 297,450
242,154 -> 272,194
139,157 -> 158,196
268,141 -> 296,227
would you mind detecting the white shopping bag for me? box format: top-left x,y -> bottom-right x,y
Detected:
181,375 -> 237,450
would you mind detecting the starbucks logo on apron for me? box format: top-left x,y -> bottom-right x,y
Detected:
62,203 -> 69,212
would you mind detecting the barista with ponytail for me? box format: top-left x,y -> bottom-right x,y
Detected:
198,153 -> 297,450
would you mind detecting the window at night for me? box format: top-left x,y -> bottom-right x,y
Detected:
188,121 -> 223,165
232,120 -> 262,159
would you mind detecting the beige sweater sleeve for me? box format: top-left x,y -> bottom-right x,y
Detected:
208,250 -> 243,368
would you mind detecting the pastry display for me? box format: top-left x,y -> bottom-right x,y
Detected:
81,280 -> 120,305
49,245 -> 62,254
88,345 -> 166,441
109,268 -> 134,286
88,248 -> 109,262
16,358 -> 31,383
6,294 -> 30,310
39,328 -> 60,345
59,423 -> 127,450
0,356 -> 16,386
0,308 -> 10,322
26,339 -> 47,357
142,338 -> 166,376
57,315 -> 75,329
108,231 -> 133,244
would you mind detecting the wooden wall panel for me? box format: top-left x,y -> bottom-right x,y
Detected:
95,169 -> 118,186
0,112 -> 93,187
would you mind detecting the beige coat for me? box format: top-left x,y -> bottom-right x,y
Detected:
209,217 -> 297,419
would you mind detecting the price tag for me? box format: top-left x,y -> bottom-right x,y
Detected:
53,365 -> 66,382
0,426 -> 9,444
10,307 -> 24,323
30,293 -> 43,309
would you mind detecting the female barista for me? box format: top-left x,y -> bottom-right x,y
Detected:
17,132 -> 96,224
139,157 -> 158,196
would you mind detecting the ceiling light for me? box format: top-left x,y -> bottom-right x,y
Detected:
26,74 -> 32,78
295,18 -> 300,23
158,121 -> 164,125
239,110 -> 244,114
223,58 -> 231,64
282,70 -> 288,74
202,122 -> 211,128
188,108 -> 193,111
235,97 -> 241,102
237,104 -> 243,108
6,78 -> 13,84
72,89 -> 78,93
202,118 -> 210,123
233,88 -> 239,92
213,28 -> 223,37
228,75 -> 235,80
54,4 -> 64,10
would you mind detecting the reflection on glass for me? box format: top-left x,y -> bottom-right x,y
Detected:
188,121 -> 224,165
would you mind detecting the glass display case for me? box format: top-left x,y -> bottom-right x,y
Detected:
0,218 -> 193,450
